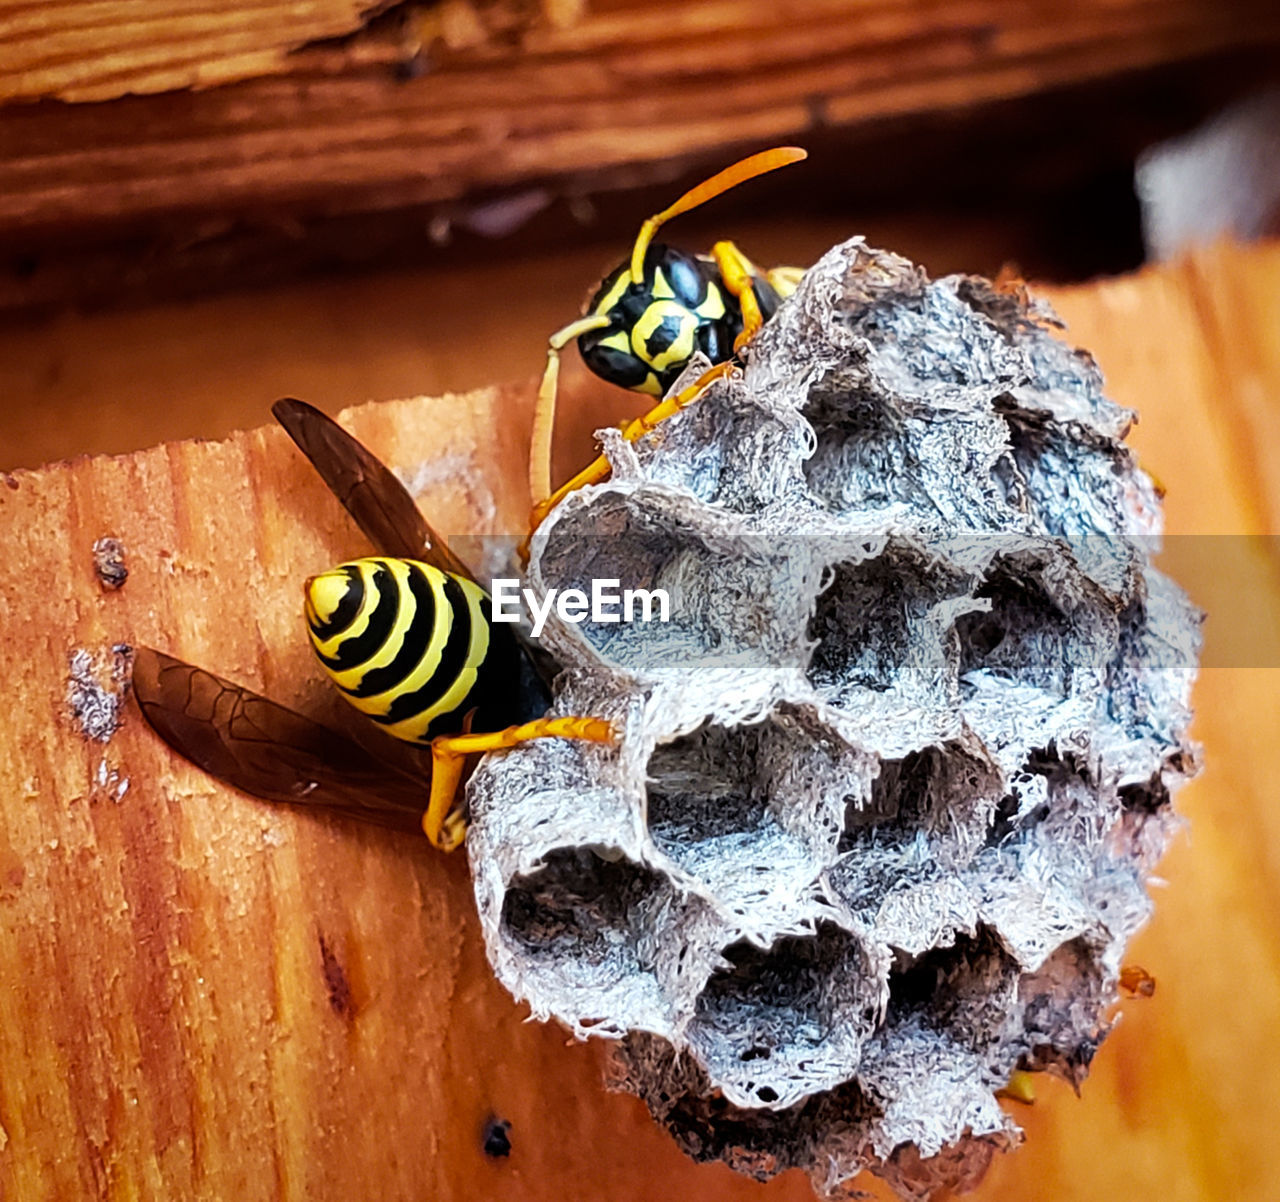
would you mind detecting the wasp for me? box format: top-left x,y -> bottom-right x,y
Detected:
527,146 -> 809,531
133,399 -> 613,851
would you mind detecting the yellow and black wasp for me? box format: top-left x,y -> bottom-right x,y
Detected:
135,147 -> 809,845
528,146 -> 808,530
133,399 -> 611,851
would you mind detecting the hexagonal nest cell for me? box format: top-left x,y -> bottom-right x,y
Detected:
644,711 -> 858,899
466,239 -> 1201,1199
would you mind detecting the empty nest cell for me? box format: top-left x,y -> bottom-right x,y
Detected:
621,367 -> 811,514
501,847 -> 667,974
800,377 -> 922,515
807,547 -> 970,706
536,492 -> 804,675
841,740 -> 1002,867
685,922 -> 885,1109
955,555 -> 1092,698
612,1033 -> 882,1186
645,710 -> 855,897
1013,935 -> 1111,1084
886,925 -> 1020,1057
995,403 -> 1137,548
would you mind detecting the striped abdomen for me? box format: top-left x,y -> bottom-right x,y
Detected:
303,556 -> 522,743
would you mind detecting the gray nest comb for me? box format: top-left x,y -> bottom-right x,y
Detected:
466,239 -> 1201,1199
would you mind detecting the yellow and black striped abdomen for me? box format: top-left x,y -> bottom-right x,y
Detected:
303,556 -> 522,744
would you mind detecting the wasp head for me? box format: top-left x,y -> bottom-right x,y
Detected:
578,244 -> 738,397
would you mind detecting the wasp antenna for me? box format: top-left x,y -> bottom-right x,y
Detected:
529,314 -> 614,507
629,146 -> 807,282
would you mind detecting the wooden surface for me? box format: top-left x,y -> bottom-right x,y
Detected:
4,0 -> 1279,241
0,0 -> 376,102
0,240 -> 1278,1200
982,243 -> 1280,1201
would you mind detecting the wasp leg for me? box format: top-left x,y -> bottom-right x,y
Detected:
423,716 -> 615,850
526,359 -> 738,534
710,240 -> 771,352
766,264 -> 805,299
995,1069 -> 1037,1105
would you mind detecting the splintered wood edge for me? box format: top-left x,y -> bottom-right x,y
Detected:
5,0 -> 1280,234
0,0 -> 379,103
7,0 -> 1272,106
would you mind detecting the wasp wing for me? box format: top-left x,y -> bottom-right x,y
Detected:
274,400 -> 564,705
132,646 -> 427,832
272,397 -> 475,581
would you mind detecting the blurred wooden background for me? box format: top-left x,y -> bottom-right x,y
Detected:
4,0 -> 1280,324
1,0 -> 1279,1199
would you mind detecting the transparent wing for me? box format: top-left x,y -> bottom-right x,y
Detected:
272,397 -> 475,580
132,646 -> 427,832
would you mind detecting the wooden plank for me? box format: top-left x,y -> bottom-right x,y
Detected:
0,0 -> 381,102
0,240 -> 1278,1200
2,0 -> 1278,239
983,240 -> 1280,1202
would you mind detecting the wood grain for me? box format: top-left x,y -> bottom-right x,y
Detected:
0,240 -> 1278,1200
3,0 -> 1279,240
2,386 -> 837,1202
982,241 -> 1280,1202
0,0 -> 379,103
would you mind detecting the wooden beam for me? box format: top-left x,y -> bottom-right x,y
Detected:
0,0 -> 380,103
3,0 -> 1278,240
1,384 -> 843,1202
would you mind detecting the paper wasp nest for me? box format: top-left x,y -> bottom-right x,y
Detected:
466,240 -> 1200,1199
